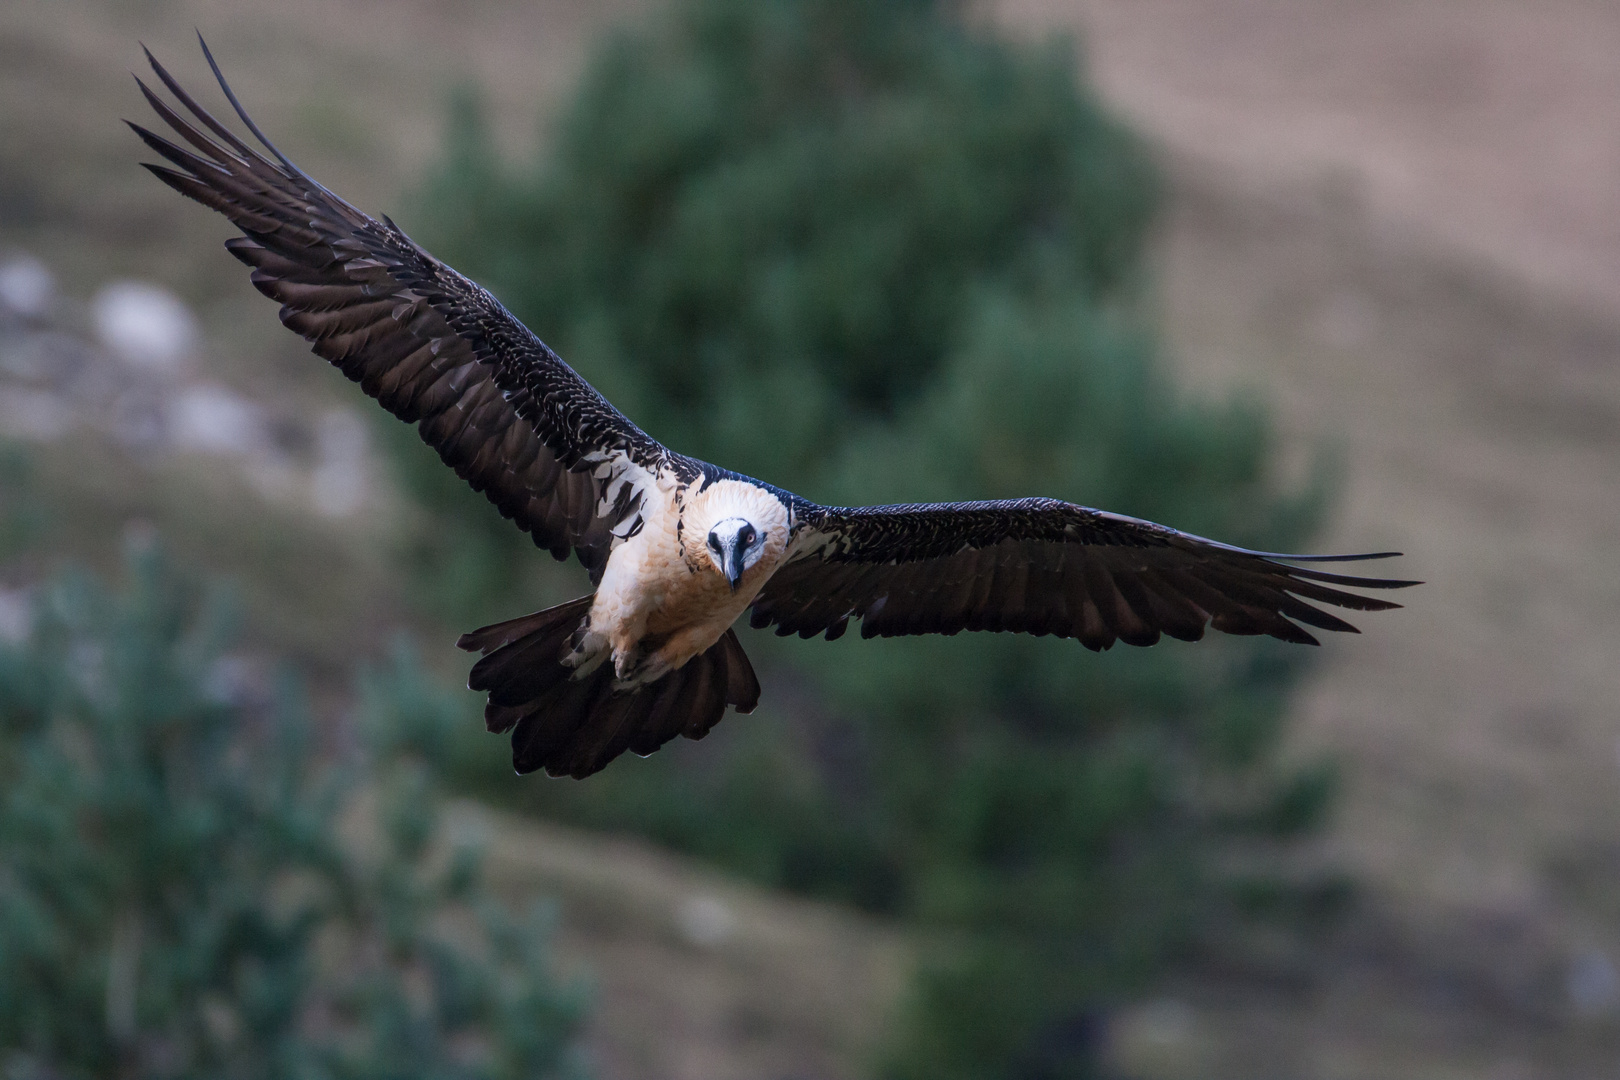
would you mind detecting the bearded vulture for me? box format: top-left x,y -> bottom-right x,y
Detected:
131,40 -> 1416,778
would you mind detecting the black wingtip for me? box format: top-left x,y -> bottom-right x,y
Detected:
1282,622 -> 1321,646
132,43 -> 158,98
181,32 -> 368,220
124,117 -> 164,144
195,32 -> 282,164
1271,549 -> 1404,563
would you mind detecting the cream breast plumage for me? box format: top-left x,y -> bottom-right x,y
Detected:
131,40 -> 1418,778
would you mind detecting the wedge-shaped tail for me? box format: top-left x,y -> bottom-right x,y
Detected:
458,599 -> 761,779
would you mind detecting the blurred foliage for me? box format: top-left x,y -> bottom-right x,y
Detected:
0,537 -> 589,1080
404,0 -> 1338,1076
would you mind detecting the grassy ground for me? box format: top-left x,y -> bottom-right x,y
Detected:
5,0 -> 1620,1076
461,804 -> 909,1080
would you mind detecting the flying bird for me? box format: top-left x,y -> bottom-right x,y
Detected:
131,40 -> 1416,779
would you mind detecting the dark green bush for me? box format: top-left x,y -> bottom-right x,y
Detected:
404,0 -> 1337,1075
0,541 -> 589,1080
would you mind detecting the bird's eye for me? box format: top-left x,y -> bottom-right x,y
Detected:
708,535 -> 721,551
740,525 -> 755,545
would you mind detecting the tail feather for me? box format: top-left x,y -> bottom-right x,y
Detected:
549,681 -> 660,779
457,600 -> 761,779
716,628 -> 762,713
680,648 -> 730,741
509,667 -> 606,774
462,597 -> 594,709
459,597 -> 591,659
628,671 -> 699,757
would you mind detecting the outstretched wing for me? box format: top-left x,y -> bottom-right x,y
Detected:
751,498 -> 1416,648
129,39 -> 691,578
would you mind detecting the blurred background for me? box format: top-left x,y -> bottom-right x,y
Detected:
1,1 -> 1617,1077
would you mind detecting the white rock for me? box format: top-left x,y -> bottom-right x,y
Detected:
110,390 -> 168,449
0,256 -> 54,318
168,384 -> 266,456
1131,998 -> 1195,1045
311,409 -> 370,518
0,587 -> 32,643
1568,948 -> 1620,1017
1314,290 -> 1379,350
676,895 -> 736,948
203,655 -> 256,705
93,280 -> 197,373
0,331 -> 94,386
0,387 -> 72,441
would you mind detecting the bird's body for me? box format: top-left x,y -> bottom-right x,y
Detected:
584,476 -> 792,687
132,41 -> 1417,779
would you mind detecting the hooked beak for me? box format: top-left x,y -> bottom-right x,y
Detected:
724,545 -> 745,591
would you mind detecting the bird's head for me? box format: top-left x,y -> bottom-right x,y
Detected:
706,516 -> 766,591
686,479 -> 791,593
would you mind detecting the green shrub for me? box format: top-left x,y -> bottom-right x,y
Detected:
0,541 -> 589,1080
406,0 -> 1337,1075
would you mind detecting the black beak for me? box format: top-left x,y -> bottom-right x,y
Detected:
724,546 -> 745,591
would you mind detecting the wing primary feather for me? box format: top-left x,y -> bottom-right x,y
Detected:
1186,567 -> 1358,635
140,163 -> 249,220
126,120 -> 232,180
195,33 -> 358,216
1265,550 -> 1403,563
133,77 -> 233,165
1278,565 -> 1422,589
141,44 -> 262,163
1156,568 -> 1302,641
1265,572 -> 1406,612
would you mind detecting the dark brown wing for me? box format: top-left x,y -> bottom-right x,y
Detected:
751,498 -> 1417,649
129,39 -> 693,578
